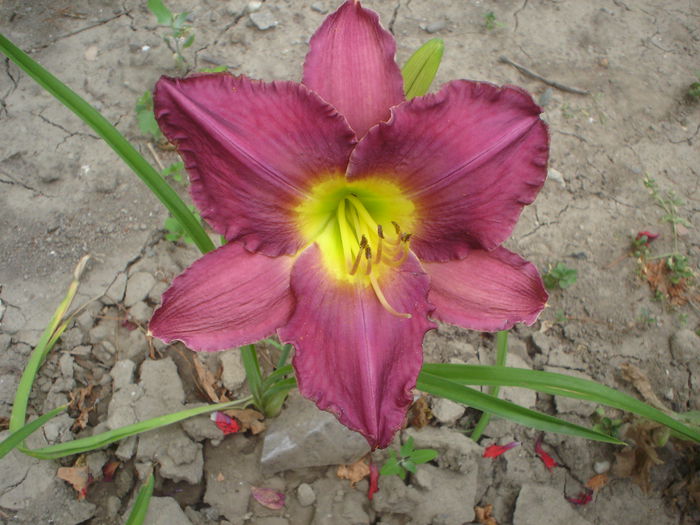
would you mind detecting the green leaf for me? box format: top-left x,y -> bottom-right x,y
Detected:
417,372 -> 623,444
182,33 -> 195,49
403,460 -> 417,474
0,33 -> 215,255
135,91 -> 163,140
421,364 -> 700,443
172,11 -> 189,30
471,330 -> 508,440
241,345 -> 264,410
408,449 -> 438,464
125,473 -> 155,525
0,405 -> 67,459
147,0 -> 173,25
402,38 -> 444,100
19,398 -> 250,460
379,456 -> 402,477
400,436 -> 414,457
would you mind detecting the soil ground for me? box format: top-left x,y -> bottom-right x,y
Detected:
1,1 -> 699,524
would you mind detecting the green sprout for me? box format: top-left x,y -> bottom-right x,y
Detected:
688,75 -> 700,99
380,436 -> 438,480
161,161 -> 185,184
147,0 -> 195,67
542,262 -> 578,290
483,12 -> 502,31
592,407 -> 624,439
135,90 -> 164,143
164,205 -> 202,244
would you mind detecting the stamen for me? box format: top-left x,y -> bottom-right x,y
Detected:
375,233 -> 383,264
377,224 -> 384,239
348,236 -> 368,275
346,194 -> 379,231
364,246 -> 372,275
369,275 -> 411,319
391,221 -> 401,235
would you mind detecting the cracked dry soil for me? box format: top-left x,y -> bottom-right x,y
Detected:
1,1 -> 699,524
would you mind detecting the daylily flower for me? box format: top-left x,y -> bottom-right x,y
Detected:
149,0 -> 549,449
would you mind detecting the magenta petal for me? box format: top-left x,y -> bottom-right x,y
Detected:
149,243 -> 294,351
424,246 -> 548,331
278,245 -> 435,449
348,80 -> 548,262
303,0 -> 404,138
154,74 -> 356,256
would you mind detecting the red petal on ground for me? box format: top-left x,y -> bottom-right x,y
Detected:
535,438 -> 559,471
566,489 -> 593,506
211,411 -> 241,435
251,486 -> 286,510
483,441 -> 521,458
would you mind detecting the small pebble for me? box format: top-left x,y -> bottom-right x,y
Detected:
422,20 -> 446,34
250,10 -> 278,30
594,460 -> 610,474
297,483 -> 316,506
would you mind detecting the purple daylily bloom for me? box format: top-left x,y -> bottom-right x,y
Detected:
149,0 -> 549,449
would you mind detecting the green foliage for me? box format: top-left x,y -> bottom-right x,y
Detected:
199,65 -> 229,73
135,90 -> 164,142
125,473 -> 155,525
665,254 -> 693,284
164,205 -> 201,244
688,75 -> 700,99
380,437 -> 438,479
484,11 -> 498,30
543,262 -> 578,290
592,407 -> 624,438
241,342 -> 295,418
402,38 -> 444,100
161,161 -> 185,183
147,0 -> 195,67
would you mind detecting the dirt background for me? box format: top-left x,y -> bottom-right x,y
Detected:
1,0 -> 699,524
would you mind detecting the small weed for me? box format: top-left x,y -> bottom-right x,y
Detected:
542,262 -> 578,290
637,308 -> 657,328
199,65 -> 229,73
380,436 -> 438,480
483,11 -> 499,30
164,206 -> 202,244
688,74 -> 700,99
161,161 -> 185,184
554,310 -> 568,324
592,407 -> 624,438
135,91 -> 164,143
147,0 -> 195,68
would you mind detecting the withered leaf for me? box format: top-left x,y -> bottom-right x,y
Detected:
224,408 -> 266,434
251,486 -> 285,510
57,465 -> 90,500
585,473 -> 609,491
337,456 -> 370,485
642,259 -> 688,305
619,363 -> 671,414
612,421 -> 664,492
409,396 -> 432,429
475,503 -> 498,525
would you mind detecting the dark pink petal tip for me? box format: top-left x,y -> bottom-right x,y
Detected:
279,245 -> 435,449
154,74 -> 356,257
424,246 -> 548,331
303,0 -> 404,138
149,242 -> 294,351
349,79 -> 549,262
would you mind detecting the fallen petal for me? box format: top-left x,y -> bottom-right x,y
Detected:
535,438 -> 559,471
251,486 -> 286,510
566,489 -> 593,506
210,411 -> 240,435
483,441 -> 520,458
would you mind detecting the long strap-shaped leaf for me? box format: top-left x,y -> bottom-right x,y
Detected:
125,473 -> 155,525
422,364 -> 700,443
417,372 -> 623,444
0,405 -> 67,459
0,33 -> 214,255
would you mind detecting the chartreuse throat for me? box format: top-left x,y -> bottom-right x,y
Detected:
296,177 -> 416,317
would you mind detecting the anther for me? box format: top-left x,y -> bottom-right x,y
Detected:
391,221 -> 401,235
364,246 -> 373,275
377,224 -> 384,239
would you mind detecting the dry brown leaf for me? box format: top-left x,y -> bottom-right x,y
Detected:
409,396 -> 432,429
190,354 -> 223,403
69,384 -> 95,432
619,363 -> 671,414
585,473 -> 609,491
642,259 -> 689,305
224,408 -> 266,434
475,503 -> 498,525
337,457 -> 370,485
57,465 -> 90,499
612,421 -> 665,492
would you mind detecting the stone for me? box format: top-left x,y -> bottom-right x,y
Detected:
111,359 -> 136,391
371,474 -> 418,514
43,413 -> 74,443
86,451 -> 109,480
59,352 -> 75,377
60,327 -> 84,349
116,436 -> 138,461
297,482 -> 316,506
261,392 -> 370,474
138,358 -> 185,411
423,20 -> 446,33
103,272 -> 127,305
0,374 -> 19,417
531,332 -> 553,353
312,475 -> 371,525
513,484 -> 593,525
670,329 -> 699,365
129,300 -> 152,324
502,353 -> 537,409
124,272 -> 156,307
144,497 -> 193,525
409,464 -> 478,524
107,384 -> 143,429
249,9 -> 278,30
403,426 -> 482,474
545,366 -> 597,417
594,460 -> 611,474
219,350 -> 246,391
431,397 -> 465,425
181,407 -> 225,443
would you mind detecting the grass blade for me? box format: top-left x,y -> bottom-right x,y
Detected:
10,256 -> 89,432
20,398 -> 250,460
0,405 -> 67,459
422,364 -> 700,443
240,345 -> 263,409
470,330 -> 509,441
125,473 -> 155,525
417,372 -> 623,444
0,33 -> 214,255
